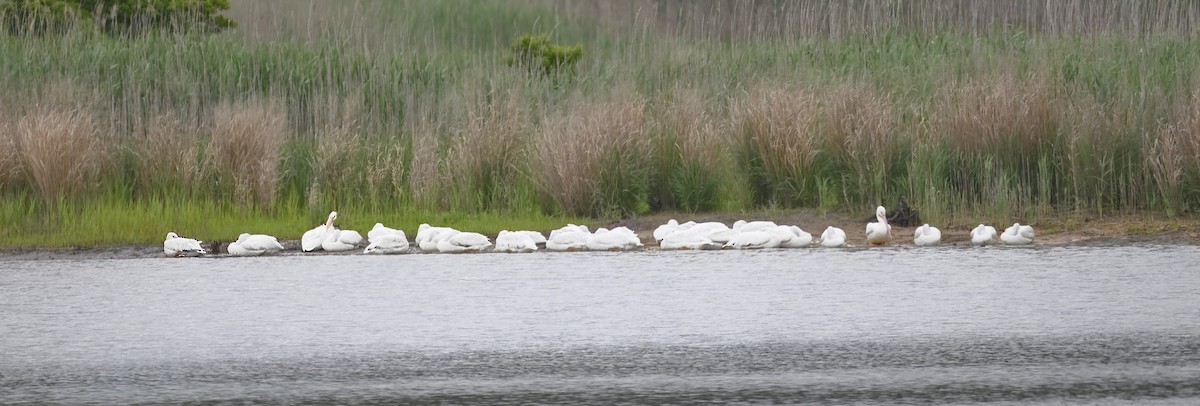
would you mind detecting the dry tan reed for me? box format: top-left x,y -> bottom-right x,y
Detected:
537,94 -> 647,216
311,95 -> 365,206
822,83 -> 898,200
0,108 -> 21,190
446,90 -> 532,209
208,100 -> 287,207
934,74 -> 1057,155
16,106 -> 108,202
130,112 -> 202,193
557,0 -> 1200,41
733,86 -> 821,184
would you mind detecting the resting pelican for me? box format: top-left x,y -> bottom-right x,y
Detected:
164,232 -> 206,257
819,226 -> 847,248
913,224 -> 942,247
546,225 -> 590,251
653,219 -> 681,242
436,231 -> 492,253
364,224 -> 409,254
320,211 -> 363,252
227,233 -> 284,256
496,230 -> 539,253
586,227 -> 643,251
1001,223 -> 1035,245
659,228 -> 722,250
971,224 -> 998,246
367,223 -> 404,242
518,230 -> 547,245
416,224 -> 457,252
865,206 -> 891,246
725,230 -> 779,249
778,225 -> 814,248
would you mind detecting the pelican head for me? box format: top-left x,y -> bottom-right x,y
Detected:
166,232 -> 179,239
237,233 -> 251,242
876,206 -> 888,223
325,211 -> 339,229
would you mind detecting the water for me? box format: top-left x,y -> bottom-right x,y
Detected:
2,245 -> 1199,404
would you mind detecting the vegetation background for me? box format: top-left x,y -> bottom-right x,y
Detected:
2,0 -> 1200,247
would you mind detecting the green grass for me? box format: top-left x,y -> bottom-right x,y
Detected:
2,0 -> 1200,248
0,193 -> 585,248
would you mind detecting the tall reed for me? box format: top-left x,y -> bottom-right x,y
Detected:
208,100 -> 287,208
537,93 -> 649,216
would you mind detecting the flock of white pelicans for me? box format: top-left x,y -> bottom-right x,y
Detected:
162,207 -> 1038,257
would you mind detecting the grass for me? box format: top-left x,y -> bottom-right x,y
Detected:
3,0 -> 1200,248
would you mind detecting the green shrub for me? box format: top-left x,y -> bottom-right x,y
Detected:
507,33 -> 583,77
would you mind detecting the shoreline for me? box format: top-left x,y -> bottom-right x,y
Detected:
3,210 -> 1198,261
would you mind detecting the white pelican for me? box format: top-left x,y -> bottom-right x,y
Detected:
707,227 -> 739,244
653,219 -> 681,242
320,211 -> 363,252
416,224 -> 457,252
364,224 -> 409,254
820,226 -> 847,248
518,230 -> 547,245
1001,223 -> 1035,245
724,230 -> 779,249
546,226 -> 590,251
659,228 -> 722,250
164,232 -> 206,257
301,223 -> 326,252
734,220 -> 778,233
227,233 -> 284,256
586,227 -> 643,251
778,225 -> 814,248
971,224 -> 998,246
913,224 -> 942,246
496,230 -> 539,253
368,223 -> 404,242
436,231 -> 492,253
865,206 -> 891,246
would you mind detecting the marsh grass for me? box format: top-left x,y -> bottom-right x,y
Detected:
208,100 -> 287,208
4,0 -> 1200,247
538,93 -> 649,217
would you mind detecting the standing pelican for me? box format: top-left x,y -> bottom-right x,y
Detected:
819,226 -> 847,248
164,232 -> 207,257
1001,223 -> 1035,245
913,224 -> 942,247
228,233 -> 285,256
865,206 -> 892,246
971,224 -> 998,246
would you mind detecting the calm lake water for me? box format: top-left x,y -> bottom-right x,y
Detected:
2,245 -> 1199,404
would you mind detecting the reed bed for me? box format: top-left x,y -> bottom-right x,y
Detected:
3,0 -> 1200,247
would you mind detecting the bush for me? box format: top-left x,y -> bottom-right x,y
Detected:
1,0 -> 234,36
507,33 -> 583,77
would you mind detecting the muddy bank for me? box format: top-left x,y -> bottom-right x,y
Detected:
3,210 -> 1199,261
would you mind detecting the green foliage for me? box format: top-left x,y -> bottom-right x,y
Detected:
507,33 -> 583,77
1,0 -> 234,36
